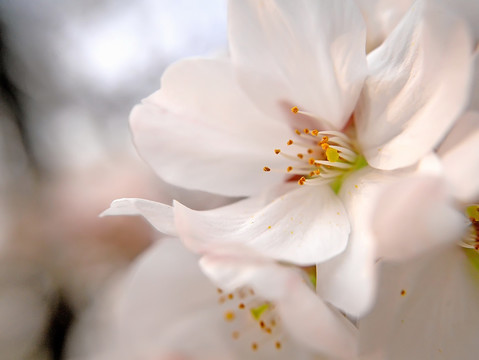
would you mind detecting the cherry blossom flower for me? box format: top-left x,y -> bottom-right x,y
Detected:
121,0 -> 474,318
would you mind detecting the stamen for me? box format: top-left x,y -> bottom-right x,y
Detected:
290,106 -> 321,121
224,311 -> 236,322
263,120 -> 364,191
314,160 -> 352,169
329,145 -> 356,158
460,205 -> 479,250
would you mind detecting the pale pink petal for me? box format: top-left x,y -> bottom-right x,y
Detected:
373,176 -> 466,261
131,58 -> 291,197
200,254 -> 358,359
113,238 -> 233,359
229,0 -> 367,130
356,0 -> 473,170
115,239 -> 314,360
438,112 -> 479,202
355,0 -> 414,52
440,0 -> 479,42
317,167 -> 398,317
100,198 -> 176,236
359,246 -> 479,359
174,184 -> 350,266
469,49 -> 479,111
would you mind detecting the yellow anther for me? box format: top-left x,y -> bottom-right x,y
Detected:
321,143 -> 329,150
291,106 -> 299,114
321,136 -> 329,143
298,176 -> 306,185
274,149 -> 281,154
295,129 -> 301,135
287,166 -> 293,172
311,129 -> 319,136
308,158 -> 315,165
224,311 -> 235,322
297,153 -> 304,159
287,139 -> 293,145
303,128 -> 309,134
263,166 -> 271,172
307,148 -> 313,154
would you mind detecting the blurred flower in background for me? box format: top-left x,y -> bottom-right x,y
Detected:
0,0 -> 227,359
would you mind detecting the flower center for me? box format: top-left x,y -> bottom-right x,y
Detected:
263,107 -> 367,193
461,205 -> 479,251
217,287 -> 284,352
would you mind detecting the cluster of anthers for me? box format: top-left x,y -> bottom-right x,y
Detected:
263,107 -> 364,190
217,287 -> 284,352
462,205 -> 479,251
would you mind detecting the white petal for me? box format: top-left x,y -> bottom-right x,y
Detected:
439,112 -> 479,202
317,167 -> 397,317
100,198 -> 176,236
200,254 -> 358,359
360,247 -> 479,359
440,0 -> 479,42
355,0 -> 414,52
468,48 -> 479,111
356,0 -> 473,170
373,176 -> 466,261
229,0 -> 367,129
131,58 -> 291,197
174,184 -> 350,266
113,238 -> 233,359
118,239 -> 317,360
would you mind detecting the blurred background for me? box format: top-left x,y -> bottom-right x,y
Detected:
0,1 -> 227,359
